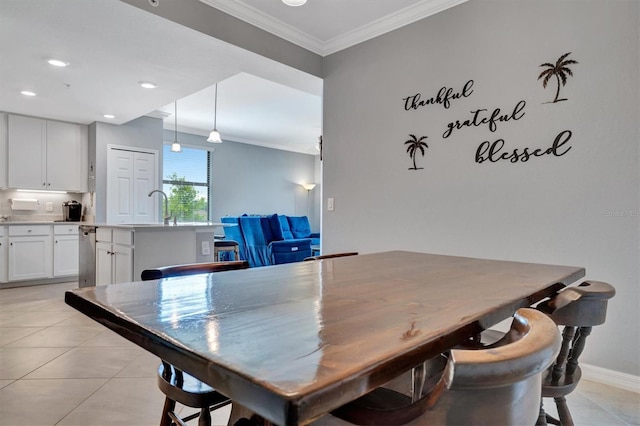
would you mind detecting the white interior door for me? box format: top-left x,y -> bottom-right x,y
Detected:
133,151 -> 156,223
108,149 -> 133,223
107,147 -> 157,224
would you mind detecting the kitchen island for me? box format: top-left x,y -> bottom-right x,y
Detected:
85,222 -> 230,286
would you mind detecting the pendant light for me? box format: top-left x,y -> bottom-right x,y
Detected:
171,101 -> 181,152
283,0 -> 307,6
207,83 -> 223,143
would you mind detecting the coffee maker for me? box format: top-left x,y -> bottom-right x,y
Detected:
62,201 -> 82,222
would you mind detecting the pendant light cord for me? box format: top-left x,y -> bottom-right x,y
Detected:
174,101 -> 178,141
214,84 -> 218,129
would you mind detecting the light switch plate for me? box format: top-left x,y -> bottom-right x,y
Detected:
327,198 -> 335,211
201,241 -> 210,255
45,202 -> 53,212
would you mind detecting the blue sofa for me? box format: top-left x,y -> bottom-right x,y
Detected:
222,215 -> 318,267
276,215 -> 320,246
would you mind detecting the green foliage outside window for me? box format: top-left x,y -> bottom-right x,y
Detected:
163,145 -> 211,223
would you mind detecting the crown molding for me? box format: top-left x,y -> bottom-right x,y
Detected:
199,0 -> 325,55
199,0 -> 467,56
322,0 -> 468,55
145,110 -> 172,119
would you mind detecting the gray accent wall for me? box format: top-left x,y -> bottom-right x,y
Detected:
322,0 -> 639,376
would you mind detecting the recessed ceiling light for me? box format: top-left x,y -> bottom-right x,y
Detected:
47,59 -> 69,67
21,90 -> 36,97
283,0 -> 307,6
138,81 -> 158,89
103,114 -> 116,119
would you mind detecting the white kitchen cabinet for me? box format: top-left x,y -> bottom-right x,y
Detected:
0,113 -> 7,189
96,241 -> 113,286
8,225 -> 53,281
46,120 -> 84,191
112,244 -> 133,284
7,114 -> 86,191
95,228 -> 133,285
0,226 -> 7,282
53,224 -> 79,277
7,115 -> 45,190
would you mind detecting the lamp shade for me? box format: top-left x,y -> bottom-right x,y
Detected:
170,141 -> 181,152
302,183 -> 316,191
283,0 -> 307,5
207,129 -> 222,143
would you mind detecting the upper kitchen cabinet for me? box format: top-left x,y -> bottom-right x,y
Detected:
0,113 -> 7,189
7,114 -> 87,192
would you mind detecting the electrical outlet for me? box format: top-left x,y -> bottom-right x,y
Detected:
45,202 -> 53,212
327,197 -> 335,211
201,241 -> 210,256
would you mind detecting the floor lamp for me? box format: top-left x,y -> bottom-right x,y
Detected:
301,183 -> 316,217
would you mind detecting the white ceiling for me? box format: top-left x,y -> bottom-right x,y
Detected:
204,0 -> 466,56
0,0 -> 464,155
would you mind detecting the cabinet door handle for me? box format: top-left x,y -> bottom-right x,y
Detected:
27,229 -> 32,233
55,240 -> 58,244
106,251 -> 112,255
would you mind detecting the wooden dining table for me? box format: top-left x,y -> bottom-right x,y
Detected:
65,251 -> 585,425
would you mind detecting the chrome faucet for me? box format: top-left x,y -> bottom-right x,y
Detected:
148,190 -> 171,225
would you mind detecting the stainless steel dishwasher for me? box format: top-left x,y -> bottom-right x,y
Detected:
78,225 -> 96,287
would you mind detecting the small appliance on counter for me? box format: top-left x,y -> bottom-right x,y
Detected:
62,200 -> 82,222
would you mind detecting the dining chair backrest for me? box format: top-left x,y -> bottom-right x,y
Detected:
140,260 -> 249,281
534,280 -> 615,425
324,308 -> 561,426
140,260 -> 249,426
303,252 -> 359,261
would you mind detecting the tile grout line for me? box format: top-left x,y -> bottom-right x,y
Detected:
576,388 -> 635,425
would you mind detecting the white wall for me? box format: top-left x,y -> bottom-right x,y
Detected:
163,130 -> 320,231
91,116 -> 164,223
322,0 -> 639,376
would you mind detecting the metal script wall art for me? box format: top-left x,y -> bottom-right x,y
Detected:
538,52 -> 578,104
404,134 -> 429,170
401,52 -> 578,169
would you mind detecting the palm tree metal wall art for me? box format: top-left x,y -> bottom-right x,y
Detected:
538,52 -> 578,103
405,134 -> 429,170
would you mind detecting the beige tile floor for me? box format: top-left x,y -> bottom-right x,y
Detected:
1,281 -> 638,426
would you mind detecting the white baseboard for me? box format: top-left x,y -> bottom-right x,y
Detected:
581,363 -> 640,393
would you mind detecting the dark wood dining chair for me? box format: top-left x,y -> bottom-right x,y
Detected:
315,307 -> 561,426
140,260 -> 248,280
534,280 -> 616,426
141,260 -> 249,426
303,252 -> 359,261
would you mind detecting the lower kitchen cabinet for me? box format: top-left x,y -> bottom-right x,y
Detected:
0,226 -> 7,282
96,228 -> 133,286
53,225 -> 79,277
8,225 -> 53,281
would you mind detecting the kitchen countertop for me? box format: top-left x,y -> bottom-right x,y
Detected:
0,221 -> 89,225
0,222 -> 230,229
91,222 -> 230,230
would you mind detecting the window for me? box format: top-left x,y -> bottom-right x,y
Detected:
163,145 -> 211,222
